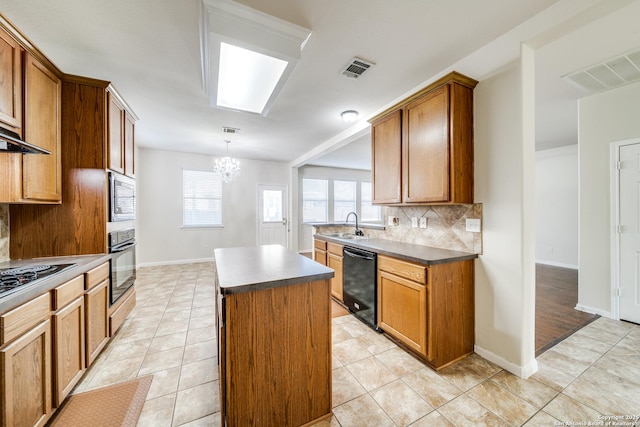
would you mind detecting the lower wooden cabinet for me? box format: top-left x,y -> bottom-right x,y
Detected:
377,255 -> 474,369
327,242 -> 343,302
0,319 -> 52,427
85,277 -> 109,367
313,238 -> 327,266
52,296 -> 85,407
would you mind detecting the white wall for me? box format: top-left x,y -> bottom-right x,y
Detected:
473,58 -> 537,377
137,147 -> 288,266
535,145 -> 578,268
578,80 -> 640,316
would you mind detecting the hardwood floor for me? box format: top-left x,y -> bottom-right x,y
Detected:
535,263 -> 598,356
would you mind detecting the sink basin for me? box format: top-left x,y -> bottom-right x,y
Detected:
322,233 -> 368,240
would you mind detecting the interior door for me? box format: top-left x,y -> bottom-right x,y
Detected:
619,142 -> 640,323
257,184 -> 288,247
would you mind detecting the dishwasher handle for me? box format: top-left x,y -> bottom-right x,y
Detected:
343,248 -> 376,261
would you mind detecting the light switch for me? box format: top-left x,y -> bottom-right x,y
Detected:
466,218 -> 481,233
411,217 -> 418,228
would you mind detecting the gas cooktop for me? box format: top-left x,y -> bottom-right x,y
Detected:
0,263 -> 76,298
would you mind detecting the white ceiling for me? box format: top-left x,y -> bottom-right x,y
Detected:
2,0 -> 639,169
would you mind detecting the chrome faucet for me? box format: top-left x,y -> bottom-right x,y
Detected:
345,211 -> 364,236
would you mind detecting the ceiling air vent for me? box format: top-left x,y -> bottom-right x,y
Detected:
564,48 -> 640,93
222,126 -> 240,135
341,57 -> 375,79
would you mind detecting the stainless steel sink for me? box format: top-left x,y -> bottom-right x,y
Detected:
322,233 -> 369,240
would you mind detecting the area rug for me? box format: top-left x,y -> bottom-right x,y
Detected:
48,375 -> 153,427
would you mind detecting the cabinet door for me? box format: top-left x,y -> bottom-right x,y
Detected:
378,271 -> 428,358
327,253 -> 343,302
124,112 -> 135,177
85,279 -> 109,366
0,27 -> 22,130
371,109 -> 402,204
22,53 -> 62,202
314,249 -> 327,266
403,85 -> 450,203
53,296 -> 85,407
107,91 -> 125,174
0,319 -> 52,427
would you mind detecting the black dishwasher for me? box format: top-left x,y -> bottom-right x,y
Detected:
342,246 -> 379,331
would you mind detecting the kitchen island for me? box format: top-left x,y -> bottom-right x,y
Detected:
214,245 -> 334,427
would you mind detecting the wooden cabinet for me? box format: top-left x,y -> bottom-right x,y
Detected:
109,288 -> 135,337
0,26 -> 22,131
108,89 -> 135,177
9,79 -> 137,259
327,242 -> 344,301
84,263 -> 109,366
370,72 -> 477,205
314,238 -> 327,266
21,53 -> 62,202
52,276 -> 85,407
0,29 -> 62,204
216,278 -> 331,426
371,110 -> 402,204
0,294 -> 52,427
377,255 -> 474,369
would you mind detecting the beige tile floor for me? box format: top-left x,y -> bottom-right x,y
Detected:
73,262 -> 640,426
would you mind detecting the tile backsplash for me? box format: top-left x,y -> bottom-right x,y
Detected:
0,204 -> 8,262
318,204 -> 482,254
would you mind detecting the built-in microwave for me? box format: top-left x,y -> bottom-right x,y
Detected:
109,171 -> 135,222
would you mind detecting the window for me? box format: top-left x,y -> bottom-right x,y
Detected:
183,169 -> 222,227
334,180 -> 356,222
361,182 -> 382,222
302,178 -> 328,222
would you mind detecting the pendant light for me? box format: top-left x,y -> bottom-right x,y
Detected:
214,140 -> 241,183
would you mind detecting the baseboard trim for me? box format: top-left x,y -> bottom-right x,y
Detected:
575,304 -> 611,318
474,345 -> 538,379
535,260 -> 578,269
137,257 -> 215,268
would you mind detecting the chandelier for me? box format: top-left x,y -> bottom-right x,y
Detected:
214,140 -> 240,183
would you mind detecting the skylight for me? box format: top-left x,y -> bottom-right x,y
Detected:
217,43 -> 288,114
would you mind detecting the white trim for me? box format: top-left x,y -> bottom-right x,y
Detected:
535,260 -> 578,269
137,257 -> 215,268
474,345 -> 538,379
575,303 -> 611,318
609,137 -> 640,320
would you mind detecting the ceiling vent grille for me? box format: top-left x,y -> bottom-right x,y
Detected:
222,126 -> 241,135
564,49 -> 640,93
341,57 -> 375,79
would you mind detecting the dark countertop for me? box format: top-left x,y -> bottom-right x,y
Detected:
215,244 -> 334,295
307,222 -> 385,231
314,235 -> 478,265
0,254 -> 111,314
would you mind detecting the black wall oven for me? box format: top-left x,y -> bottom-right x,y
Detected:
109,228 -> 136,306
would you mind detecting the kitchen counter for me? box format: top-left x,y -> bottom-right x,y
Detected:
0,254 -> 111,313
214,244 -> 334,294
314,234 -> 478,265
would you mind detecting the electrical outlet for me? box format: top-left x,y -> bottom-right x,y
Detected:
419,217 -> 427,228
388,216 -> 399,226
411,217 -> 418,228
466,218 -> 481,233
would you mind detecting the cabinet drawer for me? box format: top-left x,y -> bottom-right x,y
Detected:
378,255 -> 427,285
327,242 -> 343,256
314,239 -> 327,250
109,289 -> 136,337
85,262 -> 110,291
52,275 -> 84,310
0,293 -> 50,345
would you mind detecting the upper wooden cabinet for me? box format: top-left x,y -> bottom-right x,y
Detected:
371,110 -> 402,204
108,89 -> 135,177
22,53 -> 62,202
0,27 -> 22,132
370,72 -> 477,205
0,21 -> 62,204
